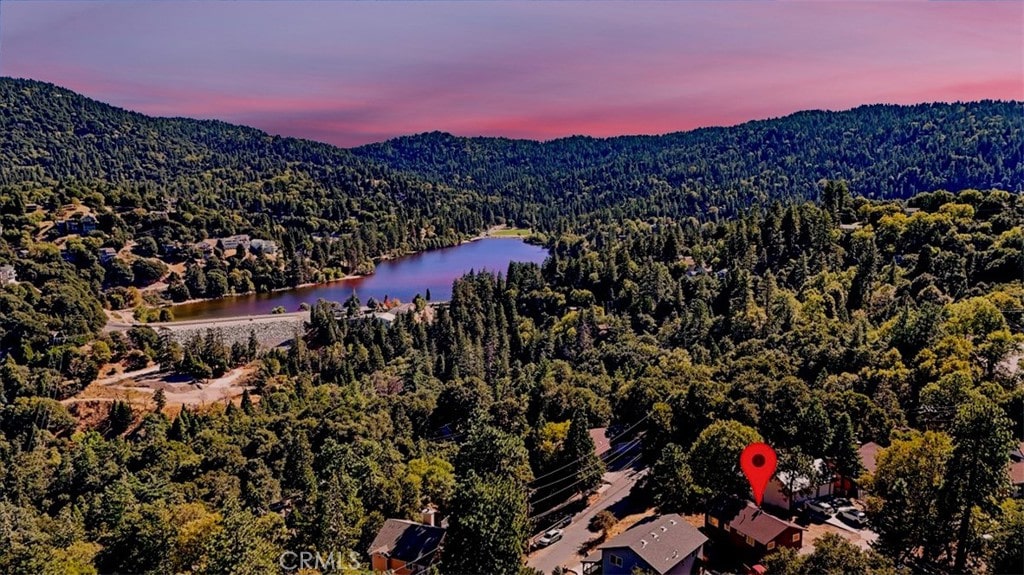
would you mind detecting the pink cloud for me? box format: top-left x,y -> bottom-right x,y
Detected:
2,1 -> 1020,147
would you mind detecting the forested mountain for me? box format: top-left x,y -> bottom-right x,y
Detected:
0,77 -> 496,252
355,101 -> 1023,221
0,78 -> 1022,574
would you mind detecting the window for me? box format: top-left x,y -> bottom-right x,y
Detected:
745,535 -> 755,547
708,517 -> 719,528
610,554 -> 623,567
792,533 -> 801,543
767,542 -> 776,551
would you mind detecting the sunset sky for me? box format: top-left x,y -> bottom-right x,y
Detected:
2,1 -> 1021,147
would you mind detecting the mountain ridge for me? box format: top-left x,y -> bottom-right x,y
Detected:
2,76 -> 1021,229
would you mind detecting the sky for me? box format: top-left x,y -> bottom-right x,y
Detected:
1,1 -> 1021,147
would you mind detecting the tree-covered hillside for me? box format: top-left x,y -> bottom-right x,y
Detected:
0,77 -> 497,253
2,187 -> 1021,574
355,101 -> 1023,221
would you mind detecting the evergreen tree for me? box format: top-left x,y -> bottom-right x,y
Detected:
646,443 -> 696,513
559,410 -> 605,495
314,472 -> 364,556
443,472 -> 528,575
943,398 -> 1015,571
152,389 -> 166,413
829,413 -> 864,480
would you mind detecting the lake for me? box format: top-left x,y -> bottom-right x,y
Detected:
169,238 -> 549,321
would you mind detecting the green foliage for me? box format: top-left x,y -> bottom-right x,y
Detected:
444,472 -> 529,575
688,420 -> 762,500
765,533 -> 905,575
645,443 -> 697,513
0,81 -> 1021,573
590,511 -> 616,535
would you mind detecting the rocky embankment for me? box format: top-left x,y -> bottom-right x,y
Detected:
108,311 -> 310,348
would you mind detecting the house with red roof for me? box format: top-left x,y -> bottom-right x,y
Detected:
705,498 -> 803,563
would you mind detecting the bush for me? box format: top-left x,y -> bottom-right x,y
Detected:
124,349 -> 150,371
588,511 -> 616,534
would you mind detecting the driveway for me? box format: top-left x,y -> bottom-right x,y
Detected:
527,465 -> 648,575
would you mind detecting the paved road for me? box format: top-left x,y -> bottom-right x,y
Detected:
104,310 -> 311,332
527,465 -> 648,575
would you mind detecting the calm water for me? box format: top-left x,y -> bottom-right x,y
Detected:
170,238 -> 548,320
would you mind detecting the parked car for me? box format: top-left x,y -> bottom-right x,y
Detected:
803,499 -> 835,519
554,515 -> 572,528
838,509 -> 868,528
537,529 -> 564,547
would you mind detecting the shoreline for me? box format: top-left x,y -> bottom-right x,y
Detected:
165,227 -> 534,310
165,273 -> 364,309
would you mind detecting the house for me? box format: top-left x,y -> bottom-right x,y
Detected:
1009,442 -> 1024,498
763,458 -> 832,511
193,242 -> 215,258
371,312 -> 398,323
838,222 -> 864,232
367,519 -> 445,575
0,265 -> 16,285
220,234 -> 251,251
705,499 -> 803,562
582,514 -> 708,575
851,442 -> 884,496
249,238 -> 278,254
858,442 -> 882,476
56,218 -> 78,235
98,248 -> 118,263
80,214 -> 98,234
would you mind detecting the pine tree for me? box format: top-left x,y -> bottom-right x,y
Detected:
107,400 -> 133,435
829,413 -> 863,480
561,410 -> 604,495
443,472 -> 528,575
240,388 -> 254,415
872,478 -> 916,563
152,389 -> 166,413
284,431 -> 317,499
314,472 -> 364,555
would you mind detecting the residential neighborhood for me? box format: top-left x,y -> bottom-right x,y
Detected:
583,514 -> 707,575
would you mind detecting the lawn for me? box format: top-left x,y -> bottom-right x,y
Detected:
490,227 -> 532,237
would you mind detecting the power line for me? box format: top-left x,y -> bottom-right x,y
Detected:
527,413 -> 651,486
529,444 -> 643,508
528,436 -> 642,493
527,451 -> 644,523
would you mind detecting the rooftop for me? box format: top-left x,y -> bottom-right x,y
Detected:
858,442 -> 883,475
598,514 -> 707,575
708,499 -> 802,545
774,458 -> 829,493
367,519 -> 445,564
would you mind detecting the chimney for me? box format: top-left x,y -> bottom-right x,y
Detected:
421,506 -> 437,526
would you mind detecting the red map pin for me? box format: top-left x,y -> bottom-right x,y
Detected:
740,443 -> 777,507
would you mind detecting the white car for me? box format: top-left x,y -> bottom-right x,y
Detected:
838,509 -> 868,528
537,529 -> 564,547
804,500 -> 835,517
